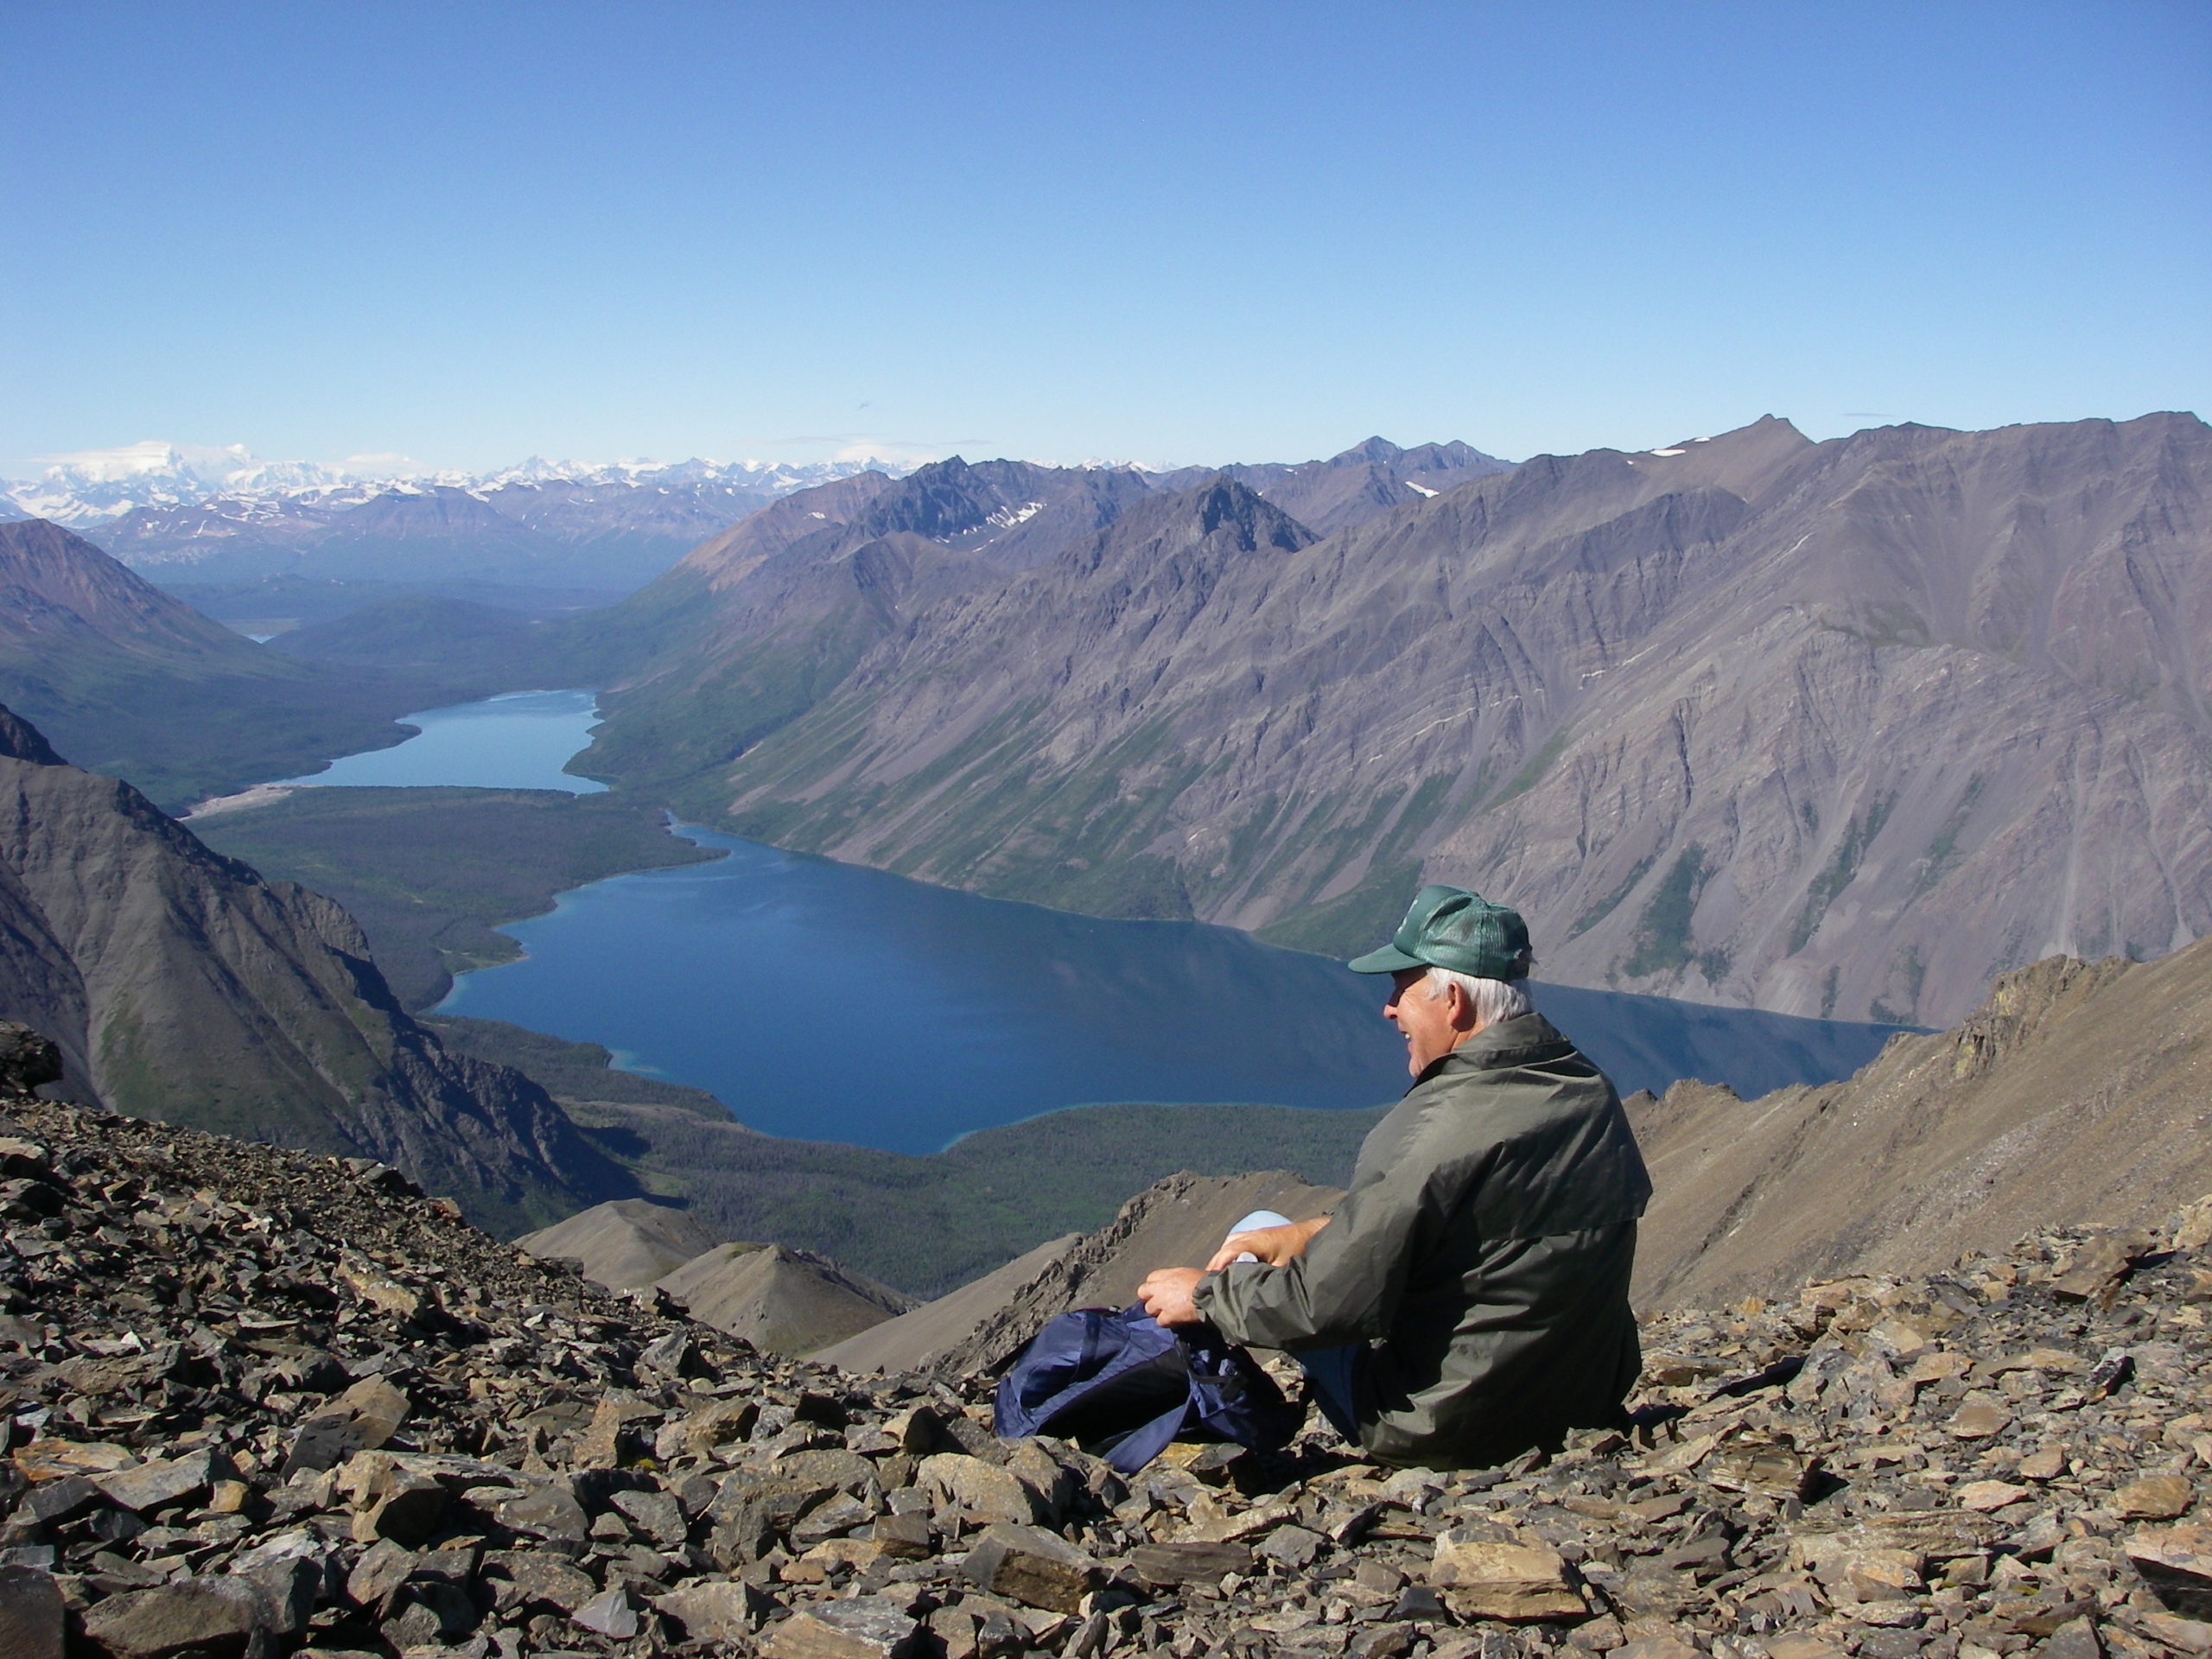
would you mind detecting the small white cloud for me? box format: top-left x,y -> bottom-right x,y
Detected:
336,452 -> 426,478
833,438 -> 943,467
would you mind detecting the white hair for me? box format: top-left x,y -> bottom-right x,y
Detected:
1422,965 -> 1534,1027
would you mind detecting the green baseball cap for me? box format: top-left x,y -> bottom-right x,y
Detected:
1347,883 -> 1532,980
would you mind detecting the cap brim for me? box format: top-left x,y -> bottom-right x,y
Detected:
1345,944 -> 1427,974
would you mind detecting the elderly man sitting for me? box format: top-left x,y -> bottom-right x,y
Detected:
1138,884 -> 1651,1469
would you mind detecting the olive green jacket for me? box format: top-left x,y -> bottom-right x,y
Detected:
1192,1013 -> 1650,1468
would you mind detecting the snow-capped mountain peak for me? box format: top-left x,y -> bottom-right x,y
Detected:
3,443 -> 906,529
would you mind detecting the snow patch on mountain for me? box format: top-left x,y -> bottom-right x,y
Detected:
3,442 -> 911,529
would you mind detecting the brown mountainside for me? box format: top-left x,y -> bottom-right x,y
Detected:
588,413 -> 2209,1025
1631,933 -> 2212,1311
0,701 -> 629,1232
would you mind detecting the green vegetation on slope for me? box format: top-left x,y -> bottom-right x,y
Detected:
192,786 -> 717,1008
1622,844 -> 1710,979
1787,796 -> 1896,953
1256,860 -> 1421,958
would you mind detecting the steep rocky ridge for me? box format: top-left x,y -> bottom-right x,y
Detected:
703,476 -> 1324,918
514,1200 -> 914,1359
0,702 -> 628,1232
0,520 -> 440,809
571,459 -> 1163,790
1158,436 -> 1516,536
1631,934 -> 2212,1313
584,413 -> 2210,1024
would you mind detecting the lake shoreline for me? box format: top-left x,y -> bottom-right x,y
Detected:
199,689 -> 1910,1160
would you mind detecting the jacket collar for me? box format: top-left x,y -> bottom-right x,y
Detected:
1408,1011 -> 1571,1090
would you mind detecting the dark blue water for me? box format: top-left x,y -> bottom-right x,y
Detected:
433,823 -> 1903,1154
284,689 -> 607,793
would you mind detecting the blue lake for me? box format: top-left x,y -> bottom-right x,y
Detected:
431,824 -> 1901,1153
284,689 -> 607,793
283,690 -> 1902,1153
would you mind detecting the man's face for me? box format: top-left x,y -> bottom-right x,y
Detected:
1383,966 -> 1459,1077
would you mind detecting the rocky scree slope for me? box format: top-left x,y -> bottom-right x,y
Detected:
2,1029 -> 2212,1659
594,413 -> 2210,1027
1630,935 -> 2212,1314
0,704 -> 627,1235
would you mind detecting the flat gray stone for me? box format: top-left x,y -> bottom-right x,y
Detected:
95,1451 -> 231,1522
573,1585 -> 640,1639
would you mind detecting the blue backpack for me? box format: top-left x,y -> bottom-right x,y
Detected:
994,1304 -> 1302,1474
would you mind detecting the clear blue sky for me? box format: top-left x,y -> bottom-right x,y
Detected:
6,1 -> 2206,474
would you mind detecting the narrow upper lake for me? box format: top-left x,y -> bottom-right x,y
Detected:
278,690 -> 1903,1153
283,689 -> 607,793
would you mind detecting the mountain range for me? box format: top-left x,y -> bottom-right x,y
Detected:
2,442 -> 888,531
9,436 -> 1510,602
548,411 -> 2209,1027
25,460 -> 891,594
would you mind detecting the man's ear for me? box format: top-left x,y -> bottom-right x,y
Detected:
1444,976 -> 1480,1031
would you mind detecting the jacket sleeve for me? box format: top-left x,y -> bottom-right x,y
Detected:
1192,1120 -> 1454,1351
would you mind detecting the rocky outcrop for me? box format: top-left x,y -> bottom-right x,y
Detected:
3,1044 -> 2209,1659
1631,935 -> 2212,1311
594,413 -> 2211,1026
0,706 -> 630,1233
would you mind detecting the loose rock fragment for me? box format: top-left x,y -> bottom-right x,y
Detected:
1130,1540 -> 1254,1585
963,1521 -> 1106,1613
572,1585 -> 640,1638
655,1578 -> 773,1643
1429,1529 -> 1587,1621
766,1593 -> 926,1659
918,1452 -> 1049,1524
2127,1523 -> 2212,1617
79,1578 -> 276,1659
2115,1472 -> 2194,1519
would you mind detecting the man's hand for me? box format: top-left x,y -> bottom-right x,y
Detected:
1205,1215 -> 1332,1273
1137,1268 -> 1205,1327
